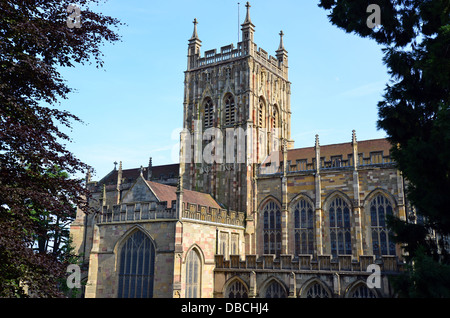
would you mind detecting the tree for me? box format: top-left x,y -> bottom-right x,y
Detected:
318,0 -> 450,296
0,0 -> 121,297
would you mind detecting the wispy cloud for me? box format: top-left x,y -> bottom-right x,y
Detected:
339,80 -> 386,98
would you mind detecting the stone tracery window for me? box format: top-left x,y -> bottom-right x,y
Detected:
118,230 -> 155,298
227,280 -> 248,298
203,98 -> 214,128
370,194 -> 396,256
224,94 -> 235,126
329,196 -> 352,257
349,284 -> 377,298
272,105 -> 279,129
293,199 -> 314,255
264,281 -> 287,298
262,200 -> 282,256
258,97 -> 265,128
304,282 -> 330,298
185,248 -> 201,298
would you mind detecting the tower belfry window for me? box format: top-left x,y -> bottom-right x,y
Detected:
224,94 -> 235,126
204,98 -> 214,128
258,98 -> 265,128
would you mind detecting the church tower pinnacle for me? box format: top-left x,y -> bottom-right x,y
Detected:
241,2 -> 255,54
187,18 -> 202,70
276,30 -> 288,67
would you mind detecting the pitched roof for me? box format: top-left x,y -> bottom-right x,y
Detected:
98,163 -> 180,186
286,138 -> 391,162
146,180 -> 221,209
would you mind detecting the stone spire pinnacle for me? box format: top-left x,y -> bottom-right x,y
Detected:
190,18 -> 199,40
102,184 -> 106,207
243,2 -> 253,26
116,161 -> 122,204
278,30 -> 285,51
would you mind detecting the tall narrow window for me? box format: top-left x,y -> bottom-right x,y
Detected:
118,230 -> 155,298
293,199 -> 314,255
329,197 -> 352,257
262,200 -> 282,256
185,249 -> 201,298
204,98 -> 214,128
258,97 -> 265,128
224,94 -> 235,126
370,194 -> 396,256
272,105 -> 279,129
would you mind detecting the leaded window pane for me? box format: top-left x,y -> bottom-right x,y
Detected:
370,194 -> 396,257
350,284 -> 376,298
293,199 -> 314,255
306,283 -> 329,298
262,200 -> 281,256
186,249 -> 201,298
329,197 -> 352,257
265,281 -> 286,298
227,280 -> 248,298
118,230 -> 155,298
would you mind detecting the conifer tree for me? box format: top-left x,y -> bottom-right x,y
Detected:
318,0 -> 450,296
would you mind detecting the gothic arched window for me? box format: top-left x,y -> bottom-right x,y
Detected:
293,199 -> 314,255
348,284 -> 377,298
185,248 -> 201,298
262,200 -> 282,256
118,230 -> 155,298
203,98 -> 214,128
272,105 -> 280,129
329,196 -> 352,257
370,194 -> 396,256
224,94 -> 235,126
304,282 -> 330,298
258,97 -> 265,128
264,281 -> 287,298
227,280 -> 248,298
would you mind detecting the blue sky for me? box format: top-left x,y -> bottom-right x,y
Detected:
59,0 -> 391,180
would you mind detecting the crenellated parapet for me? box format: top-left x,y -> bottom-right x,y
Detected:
97,201 -> 177,223
182,202 -> 246,228
96,200 -> 246,228
214,254 -> 404,273
193,42 -> 287,79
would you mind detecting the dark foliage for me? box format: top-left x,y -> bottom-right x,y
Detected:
0,0 -> 121,297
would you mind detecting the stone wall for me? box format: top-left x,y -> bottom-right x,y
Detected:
214,254 -> 403,298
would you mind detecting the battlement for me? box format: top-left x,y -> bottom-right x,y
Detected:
97,201 -> 177,223
214,254 -> 404,273
182,202 -> 245,228
97,200 -> 246,228
193,41 -> 287,79
197,43 -> 244,67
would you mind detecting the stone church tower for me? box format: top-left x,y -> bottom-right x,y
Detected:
180,2 -> 293,231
